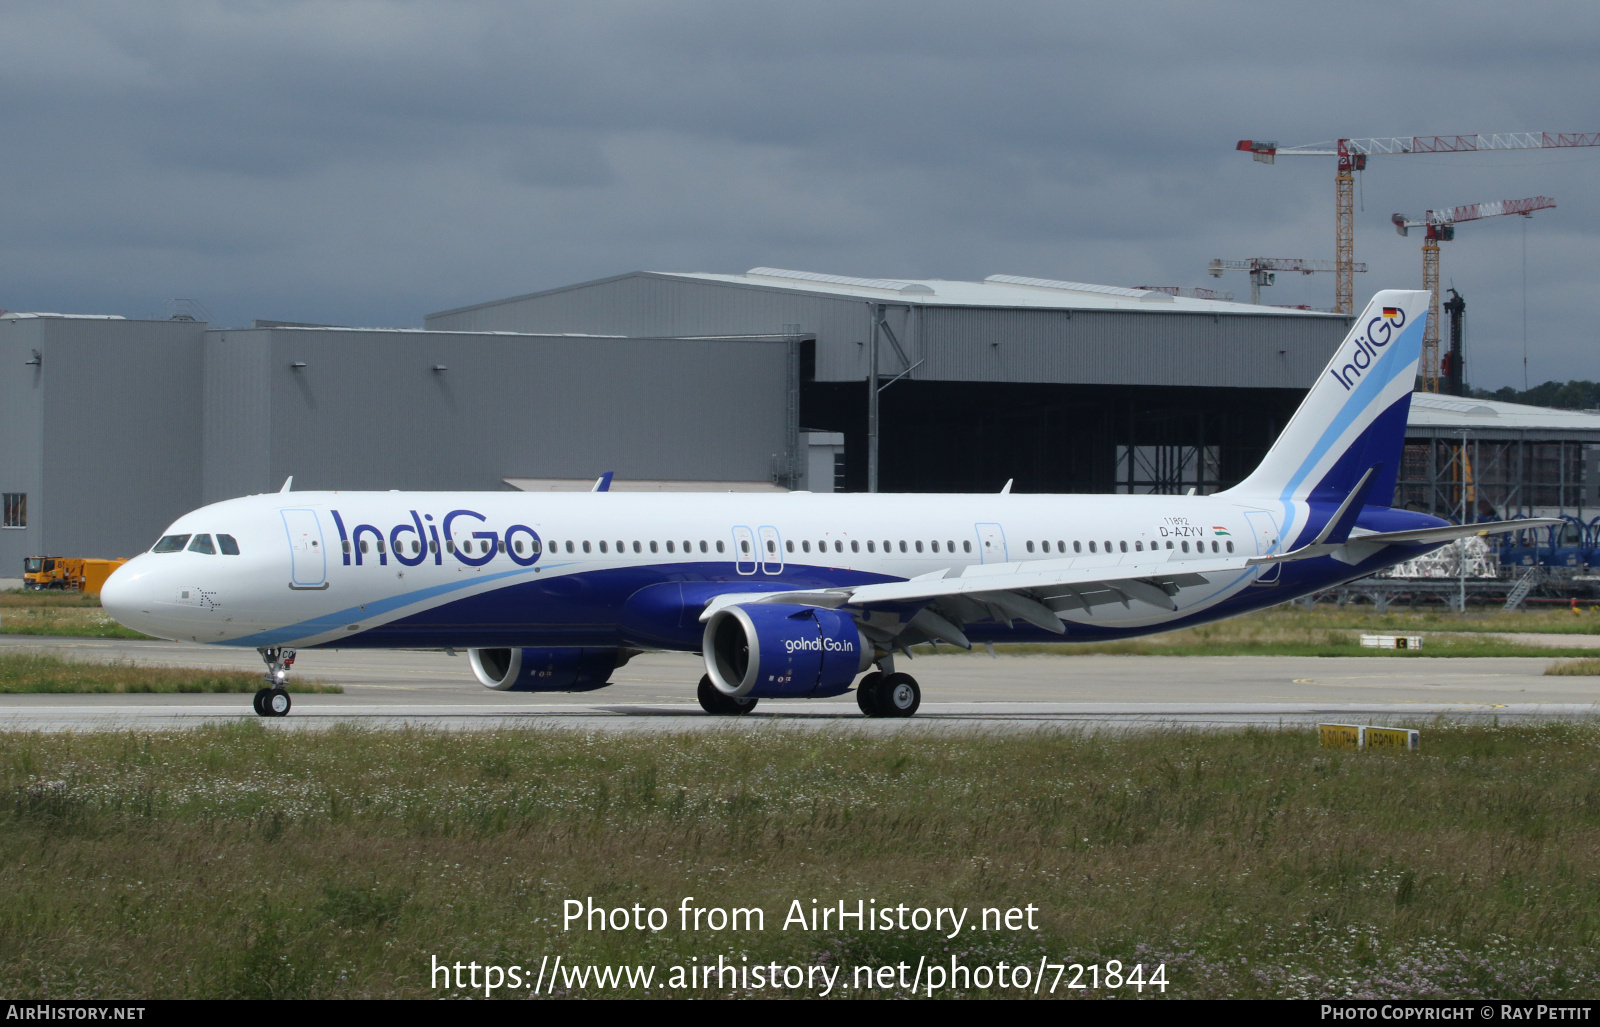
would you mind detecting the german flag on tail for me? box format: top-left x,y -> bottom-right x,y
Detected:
1382,306 -> 1401,318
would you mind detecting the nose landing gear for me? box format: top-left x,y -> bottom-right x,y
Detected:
254,648 -> 296,718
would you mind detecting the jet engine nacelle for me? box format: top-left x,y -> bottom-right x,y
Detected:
703,603 -> 873,699
469,647 -> 624,692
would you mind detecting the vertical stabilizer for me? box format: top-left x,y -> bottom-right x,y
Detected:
1223,289 -> 1429,512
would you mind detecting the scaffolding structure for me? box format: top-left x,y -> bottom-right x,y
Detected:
1398,395 -> 1600,522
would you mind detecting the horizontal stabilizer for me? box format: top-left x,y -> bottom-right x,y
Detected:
1254,517 -> 1563,565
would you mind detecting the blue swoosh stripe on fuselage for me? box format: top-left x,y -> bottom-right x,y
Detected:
229,544 -> 1442,651
221,565 -> 544,647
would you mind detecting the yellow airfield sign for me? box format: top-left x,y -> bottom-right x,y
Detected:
1319,724 -> 1420,752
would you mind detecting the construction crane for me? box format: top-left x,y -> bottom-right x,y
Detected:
1206,257 -> 1367,306
1236,132 -> 1599,314
1392,195 -> 1555,393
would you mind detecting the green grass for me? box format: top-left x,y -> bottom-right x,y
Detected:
2,723 -> 1599,998
0,653 -> 339,694
1546,659 -> 1600,676
0,593 -> 149,639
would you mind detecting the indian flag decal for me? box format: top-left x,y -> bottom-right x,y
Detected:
1212,526 -> 1231,535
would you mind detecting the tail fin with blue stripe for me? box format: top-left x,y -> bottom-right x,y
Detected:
1223,289 -> 1430,508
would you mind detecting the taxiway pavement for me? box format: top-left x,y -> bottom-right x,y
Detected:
0,634 -> 1595,733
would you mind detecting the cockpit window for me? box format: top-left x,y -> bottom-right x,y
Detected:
217,534 -> 240,555
153,534 -> 191,553
187,534 -> 216,554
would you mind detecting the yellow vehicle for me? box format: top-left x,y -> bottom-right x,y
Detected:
23,557 -> 75,590
79,559 -> 128,596
22,557 -> 127,594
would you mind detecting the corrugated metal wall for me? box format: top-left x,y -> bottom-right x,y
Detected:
40,319 -> 206,559
0,319 -> 46,578
916,307 -> 1347,388
203,331 -> 273,503
249,329 -> 791,493
425,273 -> 1351,388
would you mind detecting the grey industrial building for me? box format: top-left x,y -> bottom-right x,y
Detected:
4,267 -> 1596,579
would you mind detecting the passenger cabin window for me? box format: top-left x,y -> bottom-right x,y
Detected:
898,541 -> 907,553
599,541 -> 609,553
217,534 -> 240,555
963,541 -> 971,553
915,541 -> 923,553
153,534 -> 191,553
1074,541 -> 1082,553
1088,541 -> 1097,553
801,540 -> 811,553
740,540 -> 750,554
1135,541 -> 1143,552
652,541 -> 660,553
667,541 -> 675,553
1181,541 -> 1189,553
188,534 -> 215,554
851,541 -> 860,553
867,541 -> 876,553
1026,541 -> 1035,553
700,541 -> 708,553
565,541 -> 575,554
716,541 -> 725,553
1120,541 -> 1128,553
583,541 -> 592,553
1226,541 -> 1234,553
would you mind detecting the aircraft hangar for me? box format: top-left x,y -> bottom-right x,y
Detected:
21,265 -> 1578,577
424,268 -> 1353,495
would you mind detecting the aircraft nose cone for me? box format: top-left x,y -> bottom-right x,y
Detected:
99,561 -> 145,631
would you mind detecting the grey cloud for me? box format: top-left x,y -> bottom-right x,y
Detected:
0,1 -> 1596,388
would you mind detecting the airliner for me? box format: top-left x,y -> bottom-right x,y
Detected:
101,290 -> 1549,717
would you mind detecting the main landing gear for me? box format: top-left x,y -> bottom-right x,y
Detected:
254,647 -> 295,718
697,674 -> 759,715
855,669 -> 921,718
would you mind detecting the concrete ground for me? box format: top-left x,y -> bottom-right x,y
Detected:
1,634 -> 1596,733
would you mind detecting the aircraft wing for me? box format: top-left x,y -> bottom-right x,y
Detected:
699,553 -> 1256,642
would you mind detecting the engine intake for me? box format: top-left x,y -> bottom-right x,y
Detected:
703,603 -> 872,699
469,647 -> 626,692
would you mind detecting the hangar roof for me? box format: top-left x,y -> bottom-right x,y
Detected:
1407,393 -> 1600,437
656,267 -> 1338,316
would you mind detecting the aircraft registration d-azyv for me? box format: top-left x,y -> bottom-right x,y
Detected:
102,290 -> 1553,718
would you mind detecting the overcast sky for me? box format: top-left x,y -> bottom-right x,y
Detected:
1,1 -> 1595,389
